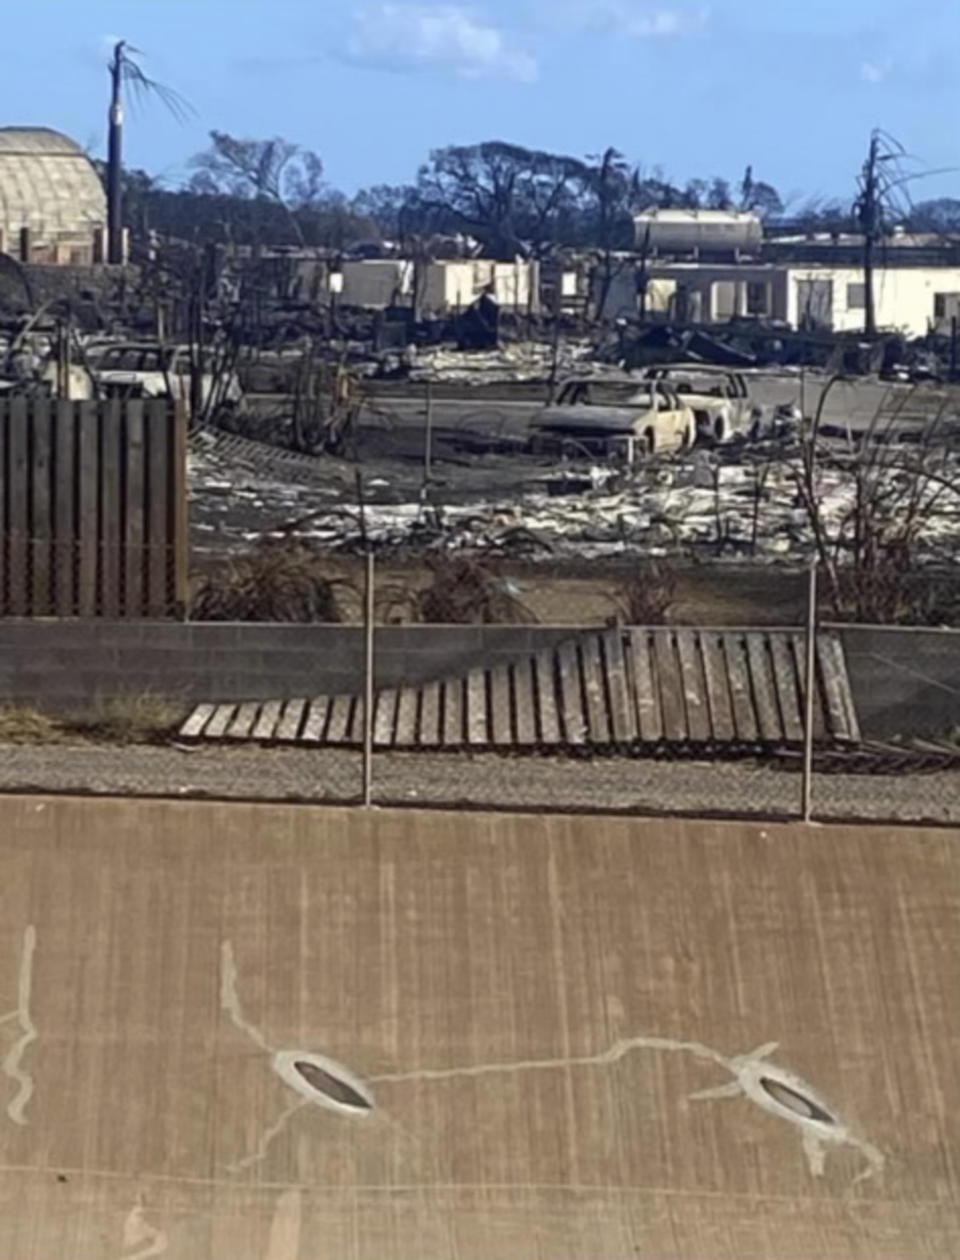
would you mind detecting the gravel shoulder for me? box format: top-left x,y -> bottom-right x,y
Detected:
0,743 -> 958,825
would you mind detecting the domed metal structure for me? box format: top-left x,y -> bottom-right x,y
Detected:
0,127 -> 106,262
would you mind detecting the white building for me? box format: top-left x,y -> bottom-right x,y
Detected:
336,258 -> 539,314
338,260 -> 415,308
645,262 -> 960,337
421,259 -> 538,315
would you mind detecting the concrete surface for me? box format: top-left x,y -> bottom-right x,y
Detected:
0,796 -> 955,1258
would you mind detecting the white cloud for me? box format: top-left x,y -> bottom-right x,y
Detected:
573,2 -> 710,39
861,59 -> 892,84
346,5 -> 538,82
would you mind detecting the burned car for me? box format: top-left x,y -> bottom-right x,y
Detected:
529,377 -> 696,464
641,364 -> 767,444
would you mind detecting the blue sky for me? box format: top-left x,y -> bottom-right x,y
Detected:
3,0 -> 959,209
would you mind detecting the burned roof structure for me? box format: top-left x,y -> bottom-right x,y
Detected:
0,127 -> 106,261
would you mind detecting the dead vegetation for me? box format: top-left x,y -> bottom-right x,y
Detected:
793,379 -> 960,624
379,556 -> 537,624
191,538 -> 351,622
610,560 -> 677,624
0,692 -> 185,746
0,707 -> 67,745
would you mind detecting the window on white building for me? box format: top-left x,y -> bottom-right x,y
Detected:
846,283 -> 866,310
746,282 -> 770,315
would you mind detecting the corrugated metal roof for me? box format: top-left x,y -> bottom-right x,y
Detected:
180,628 -> 861,751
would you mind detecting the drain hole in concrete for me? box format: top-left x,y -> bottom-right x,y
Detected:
760,1076 -> 836,1125
294,1060 -> 373,1112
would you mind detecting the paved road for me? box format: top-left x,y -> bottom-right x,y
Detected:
365,376 -> 960,438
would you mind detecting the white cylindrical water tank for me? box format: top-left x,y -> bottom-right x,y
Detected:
635,209 -> 763,254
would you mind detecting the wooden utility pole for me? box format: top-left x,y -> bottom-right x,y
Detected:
107,41 -> 125,266
857,133 -> 881,339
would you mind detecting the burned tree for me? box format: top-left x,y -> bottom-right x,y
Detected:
585,148 -> 640,320
189,132 -> 327,246
739,165 -> 784,218
415,142 -> 590,258
791,380 -> 960,623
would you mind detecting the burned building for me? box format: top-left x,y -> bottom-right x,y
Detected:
0,127 -> 107,265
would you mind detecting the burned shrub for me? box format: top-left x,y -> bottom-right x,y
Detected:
403,556 -> 536,625
191,538 -> 348,623
612,559 -> 677,625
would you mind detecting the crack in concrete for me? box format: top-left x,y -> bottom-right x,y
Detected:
220,941 -> 271,1054
1,927 -> 37,1127
218,939 -> 883,1186
372,1035 -> 884,1185
227,1099 -> 309,1176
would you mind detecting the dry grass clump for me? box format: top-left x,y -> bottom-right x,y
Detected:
0,692 -> 185,745
0,707 -> 66,745
70,693 -> 187,743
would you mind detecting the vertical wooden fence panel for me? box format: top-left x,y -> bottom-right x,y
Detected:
172,402 -> 188,612
54,400 -> 76,616
146,400 -> 171,617
30,397 -> 52,615
76,401 -> 99,617
6,398 -> 28,615
124,401 -> 145,617
0,400 -> 5,609
99,399 -> 122,617
0,398 -> 185,618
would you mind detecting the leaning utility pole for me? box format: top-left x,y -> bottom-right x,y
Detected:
856,133 -> 881,339
107,41 -> 125,266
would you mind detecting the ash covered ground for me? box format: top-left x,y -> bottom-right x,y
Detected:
190,367 -> 960,571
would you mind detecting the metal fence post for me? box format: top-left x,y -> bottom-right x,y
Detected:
802,559 -> 818,822
362,548 -> 375,807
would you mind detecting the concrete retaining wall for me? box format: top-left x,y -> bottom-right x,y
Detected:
0,621 -> 575,712
833,625 -> 960,739
1,620 -> 958,739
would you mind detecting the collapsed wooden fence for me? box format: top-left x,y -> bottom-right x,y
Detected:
0,397 -> 187,617
180,628 -> 861,752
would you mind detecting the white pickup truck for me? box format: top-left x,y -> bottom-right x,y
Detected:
530,377 -> 696,463
642,365 -> 764,444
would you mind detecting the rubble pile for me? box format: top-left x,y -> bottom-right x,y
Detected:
189,436 -> 960,564
406,340 -> 595,385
